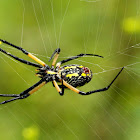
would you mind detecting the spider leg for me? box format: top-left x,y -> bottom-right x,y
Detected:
0,94 -> 19,97
0,48 -> 42,68
52,72 -> 65,95
0,96 -> 27,105
0,78 -> 47,105
61,79 -> 64,95
0,39 -> 49,68
62,67 -> 124,95
56,53 -> 104,68
53,80 -> 64,96
49,48 -> 60,67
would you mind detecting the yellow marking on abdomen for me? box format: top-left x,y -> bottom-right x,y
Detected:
78,65 -> 84,68
0,41 -> 2,45
28,53 -> 46,66
29,81 -> 46,95
66,73 -> 79,78
64,65 -> 83,69
81,73 -> 89,77
64,66 -> 77,69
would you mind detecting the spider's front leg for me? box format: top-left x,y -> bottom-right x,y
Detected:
0,39 -> 49,68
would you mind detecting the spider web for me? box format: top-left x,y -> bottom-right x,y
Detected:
0,0 -> 140,139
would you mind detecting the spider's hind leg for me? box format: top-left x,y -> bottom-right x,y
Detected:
0,78 -> 47,105
0,94 -> 20,97
62,67 -> 124,95
0,94 -> 29,105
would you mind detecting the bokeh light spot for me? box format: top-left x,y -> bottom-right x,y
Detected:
22,125 -> 40,140
122,17 -> 140,33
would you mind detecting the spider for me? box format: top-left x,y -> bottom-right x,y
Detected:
0,39 -> 124,104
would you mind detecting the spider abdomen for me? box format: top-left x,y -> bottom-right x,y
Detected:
59,64 -> 92,87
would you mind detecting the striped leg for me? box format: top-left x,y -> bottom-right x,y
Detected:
56,53 -> 104,68
0,78 -> 47,105
0,48 -> 42,68
62,67 -> 124,95
49,48 -> 60,67
0,39 -> 49,68
52,80 -> 64,96
0,93 -> 19,97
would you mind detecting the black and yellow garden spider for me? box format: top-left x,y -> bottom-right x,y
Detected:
0,39 -> 124,105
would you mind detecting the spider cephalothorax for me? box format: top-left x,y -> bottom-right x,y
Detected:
0,39 -> 124,104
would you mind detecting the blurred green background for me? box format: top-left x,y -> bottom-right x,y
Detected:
0,0 -> 140,139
